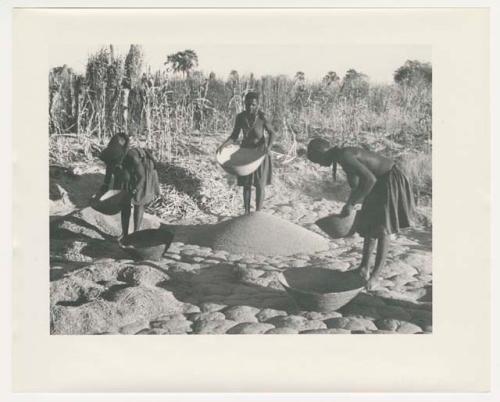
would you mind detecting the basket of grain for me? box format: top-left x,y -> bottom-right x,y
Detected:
90,190 -> 128,215
216,144 -> 266,176
315,211 -> 359,239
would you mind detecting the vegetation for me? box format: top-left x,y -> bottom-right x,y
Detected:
49,45 -> 432,222
165,49 -> 199,77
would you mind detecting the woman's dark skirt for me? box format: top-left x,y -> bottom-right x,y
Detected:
356,165 -> 415,238
236,152 -> 273,187
109,149 -> 160,206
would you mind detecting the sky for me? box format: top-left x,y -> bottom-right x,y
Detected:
49,43 -> 431,84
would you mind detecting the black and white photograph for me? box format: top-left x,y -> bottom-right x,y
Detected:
48,42 -> 433,335
7,3 -> 496,396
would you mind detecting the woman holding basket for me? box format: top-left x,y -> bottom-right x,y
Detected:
221,92 -> 277,214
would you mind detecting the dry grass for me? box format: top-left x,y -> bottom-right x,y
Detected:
147,155 -> 241,221
49,134 -> 102,165
397,151 -> 432,199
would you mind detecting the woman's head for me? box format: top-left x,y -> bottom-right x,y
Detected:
244,91 -> 259,114
114,132 -> 129,146
307,138 -> 332,167
100,132 -> 129,165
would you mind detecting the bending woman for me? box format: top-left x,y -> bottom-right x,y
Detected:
98,133 -> 160,239
307,138 -> 416,290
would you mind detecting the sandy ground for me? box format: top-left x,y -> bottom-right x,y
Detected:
49,164 -> 432,335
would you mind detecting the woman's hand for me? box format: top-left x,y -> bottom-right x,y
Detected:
341,203 -> 354,217
265,141 -> 273,154
222,138 -> 234,148
91,184 -> 107,205
96,184 -> 108,198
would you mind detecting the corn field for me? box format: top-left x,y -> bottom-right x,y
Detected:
49,46 -> 432,218
49,46 -> 431,153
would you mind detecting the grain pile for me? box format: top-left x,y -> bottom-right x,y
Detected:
192,211 -> 329,256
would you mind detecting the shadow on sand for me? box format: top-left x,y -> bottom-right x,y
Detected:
155,263 -> 293,311
50,215 -> 114,242
50,171 -> 104,209
49,210 -> 432,328
159,222 -> 218,246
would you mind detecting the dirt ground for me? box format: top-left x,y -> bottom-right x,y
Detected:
49,157 -> 432,335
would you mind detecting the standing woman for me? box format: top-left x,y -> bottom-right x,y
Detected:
222,92 -> 276,214
98,133 -> 160,240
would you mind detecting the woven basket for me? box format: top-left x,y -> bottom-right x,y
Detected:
280,268 -> 365,312
216,144 -> 266,176
121,229 -> 174,261
315,211 -> 359,239
90,190 -> 128,215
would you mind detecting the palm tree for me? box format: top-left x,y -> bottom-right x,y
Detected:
165,49 -> 199,77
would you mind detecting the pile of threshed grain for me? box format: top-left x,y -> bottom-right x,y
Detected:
192,211 -> 329,256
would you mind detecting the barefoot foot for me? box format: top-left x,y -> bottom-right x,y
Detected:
117,234 -> 132,249
366,277 -> 381,292
357,265 -> 371,281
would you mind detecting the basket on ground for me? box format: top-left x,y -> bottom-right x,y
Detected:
216,144 -> 266,176
315,211 -> 359,239
90,190 -> 128,215
121,229 -> 174,261
280,267 -> 365,312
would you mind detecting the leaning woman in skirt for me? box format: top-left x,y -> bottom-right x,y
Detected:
221,92 -> 276,215
98,132 -> 160,240
307,138 -> 416,291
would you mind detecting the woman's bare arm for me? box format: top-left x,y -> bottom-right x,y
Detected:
101,164 -> 113,193
343,172 -> 360,207
223,114 -> 241,146
263,118 -> 276,149
342,151 -> 376,207
346,172 -> 359,190
130,153 -> 146,195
